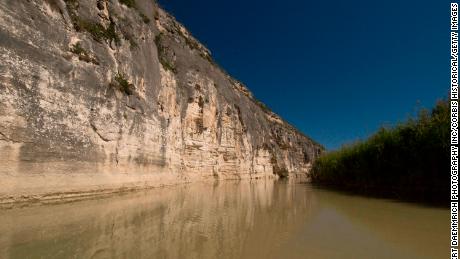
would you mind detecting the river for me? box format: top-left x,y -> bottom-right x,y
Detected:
0,179 -> 448,259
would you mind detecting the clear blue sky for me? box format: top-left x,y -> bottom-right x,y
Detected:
158,0 -> 450,150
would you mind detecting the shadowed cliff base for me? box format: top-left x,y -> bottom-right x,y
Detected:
311,98 -> 449,207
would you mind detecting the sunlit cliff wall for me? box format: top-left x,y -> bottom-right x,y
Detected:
0,0 -> 323,203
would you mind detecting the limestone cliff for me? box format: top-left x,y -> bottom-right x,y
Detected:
0,0 -> 323,203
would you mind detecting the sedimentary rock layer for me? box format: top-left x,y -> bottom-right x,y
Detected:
0,0 -> 323,203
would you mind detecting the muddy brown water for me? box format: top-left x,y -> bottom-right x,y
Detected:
0,180 -> 448,259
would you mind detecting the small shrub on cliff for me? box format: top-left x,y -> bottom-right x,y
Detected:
123,34 -> 138,50
153,9 -> 160,21
75,19 -> 120,45
70,42 -> 99,64
70,42 -> 86,56
64,0 -> 79,10
64,0 -> 120,45
112,72 -> 135,95
155,33 -> 177,73
118,0 -> 150,24
254,100 -> 271,113
81,21 -> 106,41
139,13 -> 150,24
119,0 -> 136,8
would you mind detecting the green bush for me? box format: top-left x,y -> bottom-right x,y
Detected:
70,42 -> 99,64
139,13 -> 150,24
71,18 -> 120,45
119,0 -> 136,8
311,99 -> 450,204
155,33 -> 177,73
65,0 -> 119,45
118,0 -> 150,24
70,42 -> 86,56
112,73 -> 135,95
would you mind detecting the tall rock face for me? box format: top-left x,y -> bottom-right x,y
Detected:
0,0 -> 323,203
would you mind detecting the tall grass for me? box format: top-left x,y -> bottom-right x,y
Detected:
311,99 -> 449,204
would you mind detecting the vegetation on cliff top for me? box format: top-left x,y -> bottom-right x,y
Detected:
311,98 -> 449,205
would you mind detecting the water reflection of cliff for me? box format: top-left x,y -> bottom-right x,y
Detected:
0,180 -> 318,259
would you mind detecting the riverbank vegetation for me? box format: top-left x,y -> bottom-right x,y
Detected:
311,99 -> 449,205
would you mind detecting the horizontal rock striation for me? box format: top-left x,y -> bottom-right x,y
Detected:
0,0 -> 323,203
